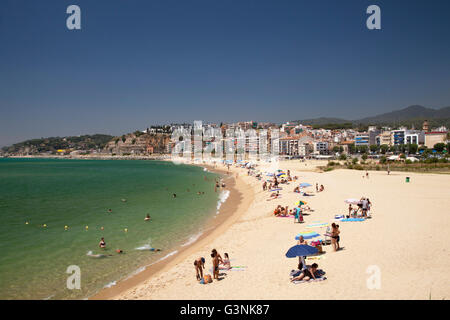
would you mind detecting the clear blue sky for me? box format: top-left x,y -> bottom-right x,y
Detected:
1,0 -> 450,147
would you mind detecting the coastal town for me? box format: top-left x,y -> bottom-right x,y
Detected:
2,119 -> 448,164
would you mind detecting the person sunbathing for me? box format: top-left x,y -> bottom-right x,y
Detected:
293,186 -> 300,193
291,263 -> 319,282
219,253 -> 231,270
270,191 -> 280,198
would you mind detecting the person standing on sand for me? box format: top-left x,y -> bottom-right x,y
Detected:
316,183 -> 319,192
211,249 -> 223,280
194,257 -> 206,281
331,223 -> 340,251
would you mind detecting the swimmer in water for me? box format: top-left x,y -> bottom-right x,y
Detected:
87,251 -> 110,258
116,249 -> 123,254
108,209 -> 112,213
173,193 -> 177,198
150,248 -> 161,252
99,237 -> 106,249
144,214 -> 151,221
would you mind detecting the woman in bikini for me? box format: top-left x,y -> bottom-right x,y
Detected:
291,263 -> 319,282
331,223 -> 340,251
220,253 -> 231,270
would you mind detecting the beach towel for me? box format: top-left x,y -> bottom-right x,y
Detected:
292,277 -> 327,284
276,215 -> 294,218
291,269 -> 327,283
341,218 -> 365,222
306,255 -> 325,261
230,266 -> 248,271
306,222 -> 329,228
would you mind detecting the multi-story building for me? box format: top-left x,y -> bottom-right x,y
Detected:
313,141 -> 329,155
355,133 -> 370,146
376,131 -> 392,146
368,127 -> 381,145
425,131 -> 448,149
391,129 -> 406,145
404,130 -> 425,145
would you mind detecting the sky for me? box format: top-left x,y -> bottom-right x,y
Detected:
1,0 -> 450,147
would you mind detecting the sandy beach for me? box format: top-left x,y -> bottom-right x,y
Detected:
105,160 -> 450,300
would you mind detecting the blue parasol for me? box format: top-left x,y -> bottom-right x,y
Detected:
285,245 -> 318,258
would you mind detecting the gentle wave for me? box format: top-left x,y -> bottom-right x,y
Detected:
216,190 -> 230,213
181,232 -> 203,247
103,281 -> 117,288
157,250 -> 178,262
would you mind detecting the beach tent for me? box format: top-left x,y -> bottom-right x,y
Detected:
344,198 -> 361,205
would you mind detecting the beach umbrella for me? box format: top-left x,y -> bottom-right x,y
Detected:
295,231 -> 320,240
299,183 -> 312,188
276,172 -> 286,177
278,174 -> 287,179
294,200 -> 307,206
344,198 -> 360,205
285,245 -> 318,258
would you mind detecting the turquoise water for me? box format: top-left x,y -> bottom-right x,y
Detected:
0,158 -> 220,299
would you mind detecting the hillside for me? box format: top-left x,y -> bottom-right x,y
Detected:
104,131 -> 171,155
296,105 -> 450,129
1,134 -> 113,155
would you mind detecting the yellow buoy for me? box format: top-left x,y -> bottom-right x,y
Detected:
100,227 -> 104,230
124,228 -> 128,232
25,222 -> 29,225
64,225 -> 69,230
43,224 -> 47,228
85,226 -> 89,230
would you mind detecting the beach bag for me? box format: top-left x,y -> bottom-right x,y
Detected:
204,274 -> 212,283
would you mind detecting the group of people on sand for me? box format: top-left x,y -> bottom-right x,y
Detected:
194,249 -> 231,283
347,197 -> 371,218
315,183 -> 325,192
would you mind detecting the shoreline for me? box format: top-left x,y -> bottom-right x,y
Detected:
90,164 -> 254,300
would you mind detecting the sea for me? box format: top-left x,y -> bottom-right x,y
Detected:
0,158 -> 223,299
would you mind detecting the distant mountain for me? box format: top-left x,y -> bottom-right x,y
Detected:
292,117 -> 350,125
297,105 -> 450,128
356,105 -> 450,125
